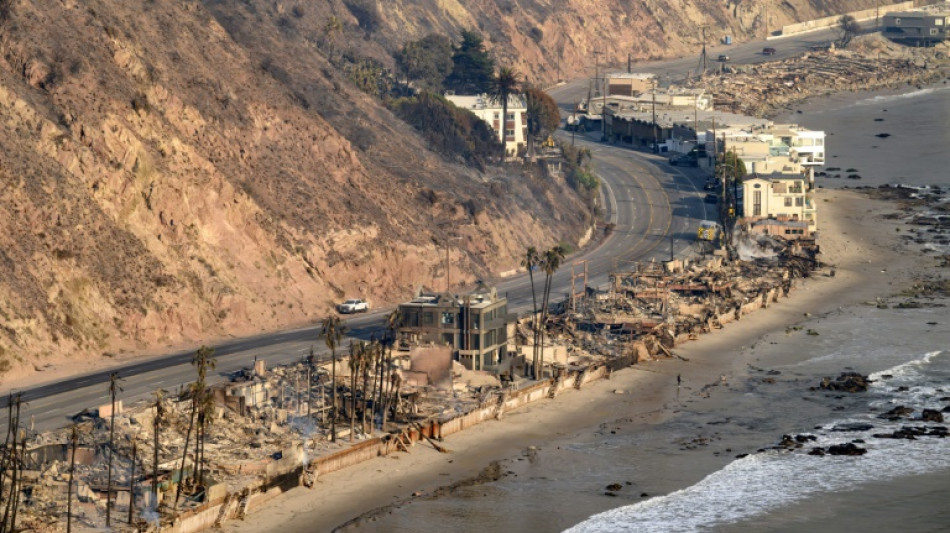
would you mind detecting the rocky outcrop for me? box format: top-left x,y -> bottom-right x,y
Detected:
816,371 -> 871,393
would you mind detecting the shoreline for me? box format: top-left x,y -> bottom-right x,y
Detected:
226,187 -> 928,533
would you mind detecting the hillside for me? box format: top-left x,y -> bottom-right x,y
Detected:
0,0 -> 881,383
0,0 -> 589,382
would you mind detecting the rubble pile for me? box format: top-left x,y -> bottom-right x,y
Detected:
547,237 -> 821,367
689,36 -> 950,117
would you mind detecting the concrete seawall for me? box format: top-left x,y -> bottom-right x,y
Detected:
777,0 -> 915,38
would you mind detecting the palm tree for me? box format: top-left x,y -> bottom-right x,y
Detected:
521,247 -> 541,378
538,245 -> 567,378
190,346 -> 215,488
66,425 -> 78,533
151,391 -> 166,510
106,372 -> 121,526
380,310 -> 401,430
321,314 -> 346,442
487,66 -> 522,161
348,341 -> 361,443
306,346 -> 316,419
362,338 -> 377,435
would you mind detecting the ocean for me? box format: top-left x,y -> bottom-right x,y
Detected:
570,307 -> 950,533
778,83 -> 950,189
342,85 -> 950,533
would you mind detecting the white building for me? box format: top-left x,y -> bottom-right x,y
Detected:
742,174 -> 817,233
709,123 -> 825,189
445,94 -> 528,158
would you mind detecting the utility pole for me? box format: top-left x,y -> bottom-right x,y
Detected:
627,53 -> 631,73
698,24 -> 708,76
651,81 -> 658,153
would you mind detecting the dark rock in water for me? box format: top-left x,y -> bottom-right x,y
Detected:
641,493 -> 649,498
604,491 -> 618,497
809,447 -> 826,456
847,174 -> 862,180
767,370 -> 782,375
939,396 -> 950,402
852,439 -> 866,444
795,434 -> 818,443
879,406 -> 914,420
828,442 -> 867,456
880,374 -> 894,380
832,423 -> 875,432
874,118 -> 885,122
921,409 -> 944,423
896,386 -> 910,392
942,406 -> 950,413
606,483 -> 623,492
819,372 -> 871,393
735,453 -> 749,459
778,434 -> 803,448
875,133 -> 891,138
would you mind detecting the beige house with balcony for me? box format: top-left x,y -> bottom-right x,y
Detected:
445,94 -> 528,158
742,174 -> 817,235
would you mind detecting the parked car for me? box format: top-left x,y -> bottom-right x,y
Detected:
704,193 -> 719,204
337,298 -> 369,314
762,47 -> 776,56
717,54 -> 730,62
703,181 -> 718,191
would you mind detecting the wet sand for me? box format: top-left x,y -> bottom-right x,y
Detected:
226,185 -> 927,533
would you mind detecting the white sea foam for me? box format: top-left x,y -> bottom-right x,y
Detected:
852,86 -> 950,107
869,350 -> 943,382
566,350 -> 950,533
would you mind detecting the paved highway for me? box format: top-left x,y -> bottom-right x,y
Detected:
3,27 -> 840,433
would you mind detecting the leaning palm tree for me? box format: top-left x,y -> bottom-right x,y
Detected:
321,314 -> 346,442
521,246 -> 541,378
487,66 -> 523,162
538,245 -> 567,378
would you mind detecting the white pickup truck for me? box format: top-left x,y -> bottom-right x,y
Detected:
337,298 -> 369,314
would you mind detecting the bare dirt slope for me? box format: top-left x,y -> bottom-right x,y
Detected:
0,0 -> 588,381
261,0 -> 882,83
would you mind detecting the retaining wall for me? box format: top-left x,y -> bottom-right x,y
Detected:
779,1 -> 915,37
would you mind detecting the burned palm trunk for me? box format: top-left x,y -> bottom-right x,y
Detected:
66,426 -> 78,533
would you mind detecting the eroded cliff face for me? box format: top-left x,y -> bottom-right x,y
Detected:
0,0 -> 589,380
269,0 -> 880,83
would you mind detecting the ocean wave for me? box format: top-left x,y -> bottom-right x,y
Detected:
852,86 -> 950,107
869,350 -> 944,382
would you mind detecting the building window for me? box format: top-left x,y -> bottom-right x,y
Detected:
507,112 -> 515,121
895,18 -> 901,25
505,129 -> 515,139
784,197 -> 793,207
441,312 -> 455,326
931,28 -> 939,35
795,197 -> 804,207
753,191 -> 762,217
493,112 -> 500,119
423,312 -> 434,325
935,18 -> 943,26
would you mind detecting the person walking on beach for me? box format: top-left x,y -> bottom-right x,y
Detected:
677,374 -> 681,387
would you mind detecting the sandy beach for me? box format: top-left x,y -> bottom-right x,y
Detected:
223,184 -> 932,533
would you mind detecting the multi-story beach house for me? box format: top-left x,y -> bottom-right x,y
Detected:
396,283 -> 509,371
445,94 -> 528,158
741,173 -> 817,238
